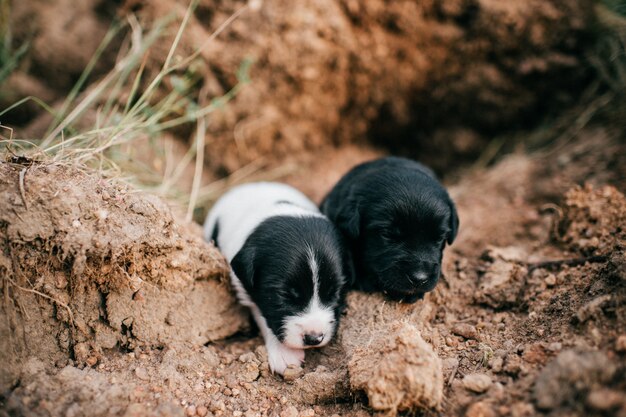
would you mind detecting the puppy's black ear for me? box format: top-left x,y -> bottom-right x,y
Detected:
447,200 -> 459,245
231,245 -> 256,290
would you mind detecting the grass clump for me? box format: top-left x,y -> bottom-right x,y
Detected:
0,1 -> 268,221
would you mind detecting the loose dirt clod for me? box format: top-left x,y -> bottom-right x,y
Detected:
282,366 -> 304,382
616,335 -> 626,353
476,255 -> 528,309
340,293 -> 443,413
462,374 -> 493,394
453,323 -> 479,340
533,350 -> 617,411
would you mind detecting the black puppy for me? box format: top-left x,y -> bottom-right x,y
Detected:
321,157 -> 458,303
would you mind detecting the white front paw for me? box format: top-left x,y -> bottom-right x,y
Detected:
266,343 -> 305,375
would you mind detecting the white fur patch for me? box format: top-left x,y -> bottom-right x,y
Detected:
281,248 -> 336,349
204,182 -> 323,263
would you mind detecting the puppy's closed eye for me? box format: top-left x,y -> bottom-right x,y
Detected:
287,287 -> 304,302
383,228 -> 403,240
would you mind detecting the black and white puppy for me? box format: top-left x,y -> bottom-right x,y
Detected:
321,157 -> 459,303
204,182 -> 347,375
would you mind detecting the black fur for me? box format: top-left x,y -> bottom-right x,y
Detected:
320,157 -> 459,303
230,216 -> 347,342
210,218 -> 220,247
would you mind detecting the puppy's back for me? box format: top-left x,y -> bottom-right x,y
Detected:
321,157 -> 436,215
204,182 -> 322,261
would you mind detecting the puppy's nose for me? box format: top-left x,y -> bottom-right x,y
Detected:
412,272 -> 429,283
303,333 -> 324,346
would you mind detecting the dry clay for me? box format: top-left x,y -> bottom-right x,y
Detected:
0,162 -> 247,390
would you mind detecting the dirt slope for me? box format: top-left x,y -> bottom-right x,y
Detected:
4,0 -> 597,173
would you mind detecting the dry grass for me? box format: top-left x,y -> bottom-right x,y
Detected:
0,1 -> 285,222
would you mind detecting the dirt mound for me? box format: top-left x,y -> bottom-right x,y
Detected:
4,0 -> 598,173
129,0 -> 598,173
0,162 -> 247,392
533,349 -> 619,412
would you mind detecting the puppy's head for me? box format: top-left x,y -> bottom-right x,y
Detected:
339,177 -> 459,301
231,216 -> 346,349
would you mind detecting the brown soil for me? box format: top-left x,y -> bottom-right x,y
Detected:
4,0 -> 597,174
2,0 -> 626,416
2,127 -> 625,417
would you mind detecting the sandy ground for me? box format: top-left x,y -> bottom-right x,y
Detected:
1,1 -> 625,416
2,128 -> 625,417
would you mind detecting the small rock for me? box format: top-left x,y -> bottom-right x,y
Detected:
575,295 -> 612,323
299,408 -> 315,417
225,375 -> 239,389
453,323 -> 479,340
241,362 -> 260,382
54,274 -> 68,289
280,406 -> 299,417
510,402 -> 534,417
135,367 -> 149,381
586,388 -> 624,411
209,400 -> 226,413
489,357 -> 504,373
446,336 -> 459,347
544,274 -> 557,287
503,354 -> 524,376
196,406 -> 208,417
85,356 -> 98,367
283,366 -> 303,381
239,352 -> 257,363
476,258 -> 527,308
185,405 -> 196,416
462,374 -> 492,393
465,401 -> 496,417
615,335 -> 626,353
